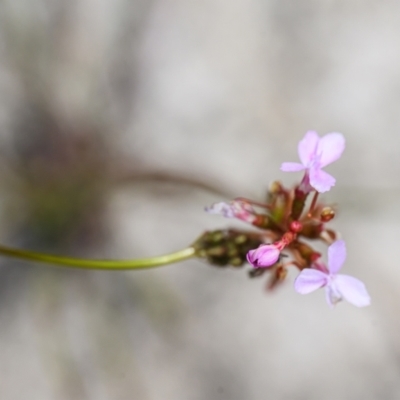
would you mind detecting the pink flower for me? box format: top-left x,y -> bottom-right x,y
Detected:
247,244 -> 280,268
294,240 -> 370,308
205,200 -> 256,223
281,131 -> 345,193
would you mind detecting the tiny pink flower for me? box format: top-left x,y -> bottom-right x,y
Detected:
247,244 -> 280,268
205,200 -> 256,223
281,131 -> 345,193
294,240 -> 370,308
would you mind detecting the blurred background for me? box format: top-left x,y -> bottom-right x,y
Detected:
0,0 -> 399,399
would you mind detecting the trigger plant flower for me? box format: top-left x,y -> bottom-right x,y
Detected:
294,240 -> 370,307
203,130 -> 370,308
280,131 -> 345,193
0,129 -> 370,312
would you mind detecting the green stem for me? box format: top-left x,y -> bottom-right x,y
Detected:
0,244 -> 196,270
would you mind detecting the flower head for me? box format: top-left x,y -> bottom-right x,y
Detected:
294,240 -> 370,308
281,131 -> 345,193
247,243 -> 280,268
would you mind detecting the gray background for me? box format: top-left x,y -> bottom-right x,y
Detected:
0,0 -> 398,399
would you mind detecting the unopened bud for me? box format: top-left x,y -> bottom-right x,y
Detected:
320,207 -> 335,222
289,220 -> 303,233
247,244 -> 280,268
268,181 -> 283,194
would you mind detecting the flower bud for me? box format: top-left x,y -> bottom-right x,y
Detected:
320,207 -> 335,222
246,244 -> 280,268
289,221 -> 303,233
268,181 -> 283,194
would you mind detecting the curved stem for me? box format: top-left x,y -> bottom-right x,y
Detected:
0,244 -> 196,270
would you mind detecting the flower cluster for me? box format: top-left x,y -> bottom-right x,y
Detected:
204,131 -> 370,308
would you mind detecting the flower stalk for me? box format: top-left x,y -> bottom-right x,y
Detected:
0,243 -> 196,270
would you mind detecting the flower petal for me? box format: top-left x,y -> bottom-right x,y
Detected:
334,274 -> 371,307
247,245 -> 280,268
327,240 -> 346,274
294,268 -> 328,294
309,168 -> 335,193
325,282 -> 343,308
317,133 -> 345,167
298,131 -> 319,166
280,162 -> 306,172
205,202 -> 235,218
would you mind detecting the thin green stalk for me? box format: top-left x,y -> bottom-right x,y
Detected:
0,244 -> 196,270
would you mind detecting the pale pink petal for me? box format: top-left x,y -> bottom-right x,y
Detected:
298,171 -> 313,194
232,201 -> 254,214
247,245 -> 280,268
327,240 -> 346,274
317,133 -> 345,167
205,202 -> 234,218
280,162 -> 306,172
294,269 -> 328,294
325,282 -> 343,308
309,168 -> 336,193
298,131 -> 319,166
334,275 -> 371,307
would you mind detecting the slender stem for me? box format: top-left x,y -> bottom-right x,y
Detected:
0,244 -> 196,270
307,191 -> 319,218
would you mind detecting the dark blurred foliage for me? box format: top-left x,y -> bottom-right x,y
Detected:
7,104 -> 110,251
